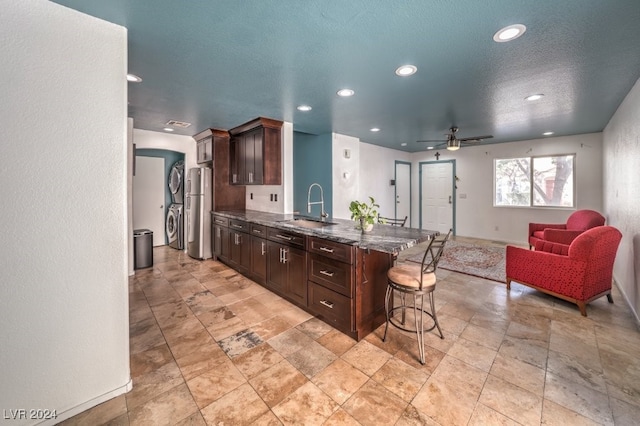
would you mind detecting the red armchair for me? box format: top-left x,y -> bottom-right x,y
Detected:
507,226 -> 622,316
528,209 -> 605,249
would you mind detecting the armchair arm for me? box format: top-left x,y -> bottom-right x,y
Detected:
529,222 -> 566,235
542,229 -> 584,245
506,246 -> 588,299
534,240 -> 570,255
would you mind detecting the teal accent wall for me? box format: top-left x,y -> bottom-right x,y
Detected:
293,132 -> 332,218
135,149 -> 185,244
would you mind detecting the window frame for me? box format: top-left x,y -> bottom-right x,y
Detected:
493,153 -> 576,209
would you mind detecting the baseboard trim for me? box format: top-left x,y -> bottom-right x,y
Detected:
613,275 -> 640,326
36,378 -> 133,426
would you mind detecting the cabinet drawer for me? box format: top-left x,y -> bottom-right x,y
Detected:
250,223 -> 267,238
267,228 -> 305,248
212,215 -> 229,227
308,254 -> 353,297
308,237 -> 354,264
308,282 -> 352,331
229,219 -> 249,232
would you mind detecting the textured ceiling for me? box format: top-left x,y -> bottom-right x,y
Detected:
52,0 -> 640,152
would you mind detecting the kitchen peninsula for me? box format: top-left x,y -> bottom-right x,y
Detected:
211,210 -> 438,340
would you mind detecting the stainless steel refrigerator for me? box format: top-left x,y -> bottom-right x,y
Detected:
186,167 -> 212,259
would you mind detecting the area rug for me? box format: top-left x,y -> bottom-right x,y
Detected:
407,240 -> 506,283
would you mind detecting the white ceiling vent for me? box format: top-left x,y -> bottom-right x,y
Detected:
165,120 -> 191,128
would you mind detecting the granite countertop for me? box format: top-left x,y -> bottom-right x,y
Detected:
212,209 -> 438,255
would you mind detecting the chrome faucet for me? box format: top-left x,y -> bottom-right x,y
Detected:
307,183 -> 328,221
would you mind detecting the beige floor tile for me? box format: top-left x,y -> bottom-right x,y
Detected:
479,375 -> 542,426
610,396 -> 640,426
371,357 -> 428,402
129,320 -> 166,355
312,358 -> 369,405
126,361 -> 184,410
506,320 -> 550,347
544,372 -> 614,425
206,315 -> 248,341
459,323 -> 505,350
278,304 -> 314,327
173,411 -> 206,426
541,399 -> 601,426
342,380 -> 408,426
272,381 -> 339,425
251,315 -> 294,341
490,352 -> 545,396
395,404 -> 441,426
229,297 -> 276,326
447,336 -> 497,372
174,341 -> 228,381
185,358 -> 246,409
341,339 -> 392,376
183,289 -> 224,315
323,408 -> 362,426
468,402 -> 521,426
317,328 -> 358,356
267,328 -> 315,357
172,279 -> 208,300
129,343 -> 174,378
249,359 -> 308,408
498,335 -> 549,369
411,356 -> 487,426
196,305 -> 236,328
151,300 -> 196,329
286,340 -> 337,378
393,339 -> 445,374
200,383 -> 270,425
436,312 -> 469,336
295,317 -> 334,339
232,342 -> 284,380
127,383 -> 198,426
547,349 -> 607,394
549,333 -> 602,372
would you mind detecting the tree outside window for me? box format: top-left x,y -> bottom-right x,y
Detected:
494,155 -> 575,207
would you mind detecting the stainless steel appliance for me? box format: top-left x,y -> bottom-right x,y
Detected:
166,203 -> 183,250
168,160 -> 185,204
186,167 -> 212,259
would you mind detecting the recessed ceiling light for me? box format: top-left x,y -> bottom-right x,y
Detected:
337,88 -> 355,97
395,65 -> 417,76
493,24 -> 526,42
370,128 -> 380,132
297,105 -> 312,111
401,143 -> 407,146
525,94 -> 544,101
126,73 -> 142,83
427,146 -> 434,150
163,127 -> 174,132
543,131 -> 554,136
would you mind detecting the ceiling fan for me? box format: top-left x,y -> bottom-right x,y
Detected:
417,127 -> 493,151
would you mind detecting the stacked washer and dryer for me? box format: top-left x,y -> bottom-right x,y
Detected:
166,160 -> 185,249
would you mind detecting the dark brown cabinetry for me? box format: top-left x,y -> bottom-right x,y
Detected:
229,219 -> 251,271
249,224 -> 267,282
212,215 -> 230,261
266,228 -> 307,306
196,135 -> 213,164
229,117 -> 282,185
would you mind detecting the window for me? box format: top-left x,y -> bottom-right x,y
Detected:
494,154 -> 575,207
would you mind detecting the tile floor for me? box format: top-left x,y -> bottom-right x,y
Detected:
62,237 -> 640,425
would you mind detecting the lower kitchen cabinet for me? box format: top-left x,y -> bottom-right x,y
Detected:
229,229 -> 251,271
266,240 -> 307,306
213,224 -> 230,261
250,235 -> 267,282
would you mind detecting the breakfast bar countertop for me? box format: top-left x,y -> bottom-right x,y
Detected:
212,209 -> 439,255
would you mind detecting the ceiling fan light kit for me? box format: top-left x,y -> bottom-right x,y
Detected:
418,126 -> 493,151
447,139 -> 460,151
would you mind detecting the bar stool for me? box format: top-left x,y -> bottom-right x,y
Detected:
379,214 -> 408,227
383,229 -> 451,364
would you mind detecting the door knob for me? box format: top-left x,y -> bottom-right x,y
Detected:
448,196 -> 452,204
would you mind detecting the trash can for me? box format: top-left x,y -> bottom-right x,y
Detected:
134,229 -> 153,269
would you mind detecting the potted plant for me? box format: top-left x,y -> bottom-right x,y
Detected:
349,196 -> 382,232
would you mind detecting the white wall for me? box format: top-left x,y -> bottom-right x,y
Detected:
332,133 -> 361,219
359,143 -> 412,218
410,133 -> 603,244
0,1 -> 130,424
603,76 -> 640,321
246,122 -> 294,213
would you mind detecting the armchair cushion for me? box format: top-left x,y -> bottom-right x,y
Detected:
528,209 -> 605,248
508,225 -> 622,316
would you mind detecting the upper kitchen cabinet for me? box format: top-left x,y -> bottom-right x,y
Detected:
193,129 -> 213,164
229,117 -> 282,185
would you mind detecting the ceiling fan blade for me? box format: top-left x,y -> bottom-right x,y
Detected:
417,139 -> 446,143
458,135 -> 493,142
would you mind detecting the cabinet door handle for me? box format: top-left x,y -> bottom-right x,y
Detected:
319,270 -> 334,277
253,229 -> 263,234
319,247 -> 334,253
232,174 -> 237,183
231,223 -> 242,228
217,228 -> 221,237
279,247 -> 283,263
261,241 -> 266,256
282,248 -> 288,263
276,234 -> 292,241
319,300 -> 334,309
248,172 -> 253,183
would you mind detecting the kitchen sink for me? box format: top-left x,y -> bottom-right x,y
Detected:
286,218 -> 337,229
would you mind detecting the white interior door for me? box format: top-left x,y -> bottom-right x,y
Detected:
133,156 -> 165,246
395,162 -> 411,227
420,161 -> 454,233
